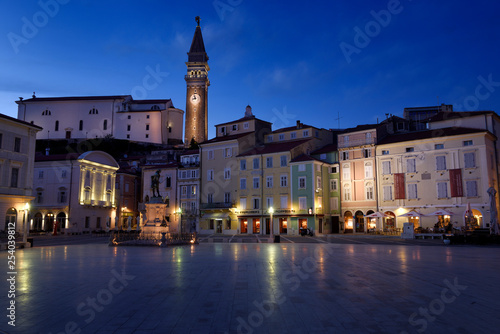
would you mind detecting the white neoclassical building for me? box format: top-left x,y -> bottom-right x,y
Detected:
16,94 -> 184,145
32,151 -> 120,233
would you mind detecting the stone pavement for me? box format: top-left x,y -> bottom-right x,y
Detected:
1,242 -> 499,333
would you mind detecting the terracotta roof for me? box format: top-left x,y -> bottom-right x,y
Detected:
237,139 -> 310,157
0,113 -> 43,130
214,115 -> 272,127
377,127 -> 493,145
290,154 -> 325,163
17,95 -> 130,103
340,123 -> 379,134
272,123 -> 316,134
427,111 -> 497,122
199,132 -> 252,145
311,143 -> 338,154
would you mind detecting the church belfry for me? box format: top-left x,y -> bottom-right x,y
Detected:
185,16 -> 209,145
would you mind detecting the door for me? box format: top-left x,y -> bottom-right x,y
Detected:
265,218 -> 270,235
66,131 -> 71,139
216,220 -> 223,233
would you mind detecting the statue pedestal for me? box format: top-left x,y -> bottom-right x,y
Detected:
142,197 -> 169,234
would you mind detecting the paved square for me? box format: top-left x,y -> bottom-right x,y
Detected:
1,242 -> 499,333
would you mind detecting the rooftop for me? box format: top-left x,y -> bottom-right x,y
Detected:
237,139 -> 310,157
377,127 -> 493,145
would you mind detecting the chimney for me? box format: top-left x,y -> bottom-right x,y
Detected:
296,120 -> 301,129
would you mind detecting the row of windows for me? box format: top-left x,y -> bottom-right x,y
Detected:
267,130 -> 315,142
42,108 -> 103,116
240,156 -> 288,169
218,122 -> 250,134
35,189 -> 68,203
378,153 -> 476,175
378,141 -> 474,156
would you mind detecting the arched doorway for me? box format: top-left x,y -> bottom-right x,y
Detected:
56,212 -> 66,230
365,210 -> 377,231
384,211 -> 395,231
45,213 -> 54,232
344,211 -> 353,233
5,208 -> 17,231
355,210 -> 364,233
34,212 -> 43,231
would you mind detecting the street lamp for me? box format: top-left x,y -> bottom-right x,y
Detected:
269,207 -> 274,243
177,208 -> 183,233
23,203 -> 30,243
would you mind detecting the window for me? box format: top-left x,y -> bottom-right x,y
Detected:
406,159 -> 416,173
437,182 -> 448,198
127,125 -> 131,131
253,158 -> 259,169
14,137 -> 21,152
290,132 -> 296,139
363,149 -> 371,158
253,177 -> 260,189
366,182 -> 374,200
435,144 -> 444,150
320,153 -> 327,160
220,126 -> 226,134
280,196 -> 287,209
61,170 -> 67,178
224,192 -> 231,203
303,130 -> 309,137
103,120 -> 107,131
126,134 -> 130,139
406,147 -> 414,152
343,184 -> 351,201
330,197 -> 339,211
85,217 -> 90,229
165,176 -> 171,188
89,108 -> 98,114
253,198 -> 260,209
298,164 -> 306,172
38,170 -> 44,179
331,166 -> 337,173
127,115 -> 131,119
208,150 -> 214,160
207,193 -> 213,203
266,176 -> 273,188
232,124 -> 238,131
79,120 -> 83,131
266,197 -> 273,209
382,161 -> 391,175
42,109 -> 51,116
224,148 -> 232,158
330,179 -> 338,191
466,180 -> 478,197
278,155 -> 286,167
344,135 -> 349,144
299,177 -> 306,189
268,135 -> 273,142
463,140 -> 473,146
342,164 -> 351,179
55,120 -> 59,131
407,183 -> 418,199
342,151 -> 349,160
145,134 -> 149,139
244,122 -> 249,129
436,156 -> 447,171
316,176 -> 321,189
365,162 -> 373,178
240,198 -> 247,210
207,169 -> 214,181
266,157 -> 273,168
240,178 -> 247,190
464,152 -> 476,168
280,175 -> 288,187
383,185 -> 392,201
58,190 -> 67,203
299,197 -> 307,210
240,160 -> 246,170
36,191 -> 43,204
11,168 -> 19,188
146,124 -> 150,131
279,134 -> 285,141
224,168 -> 231,180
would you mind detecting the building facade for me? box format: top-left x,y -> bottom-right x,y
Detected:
177,150 -> 201,233
0,113 -> 42,232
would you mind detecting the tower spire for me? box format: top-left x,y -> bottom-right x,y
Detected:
187,16 -> 208,63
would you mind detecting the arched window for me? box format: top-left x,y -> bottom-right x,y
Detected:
5,208 -> 17,230
365,182 -> 374,200
55,120 -> 59,131
42,109 -> 51,116
103,119 -> 107,131
56,212 -> 66,229
89,108 -> 98,114
343,183 -> 351,201
33,212 -> 43,231
151,105 -> 160,110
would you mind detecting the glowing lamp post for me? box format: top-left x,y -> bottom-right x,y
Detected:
269,207 -> 274,243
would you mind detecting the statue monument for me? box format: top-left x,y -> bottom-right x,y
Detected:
143,170 -> 169,233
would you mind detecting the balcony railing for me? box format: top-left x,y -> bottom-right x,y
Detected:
201,202 -> 235,209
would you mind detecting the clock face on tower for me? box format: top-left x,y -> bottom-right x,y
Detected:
190,93 -> 201,104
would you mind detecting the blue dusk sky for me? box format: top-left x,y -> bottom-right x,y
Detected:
1,0 -> 500,139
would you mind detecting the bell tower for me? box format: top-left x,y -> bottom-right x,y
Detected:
185,16 -> 209,145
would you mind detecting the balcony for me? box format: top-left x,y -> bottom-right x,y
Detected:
201,202 -> 235,209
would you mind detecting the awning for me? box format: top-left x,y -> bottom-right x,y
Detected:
202,212 -> 230,219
